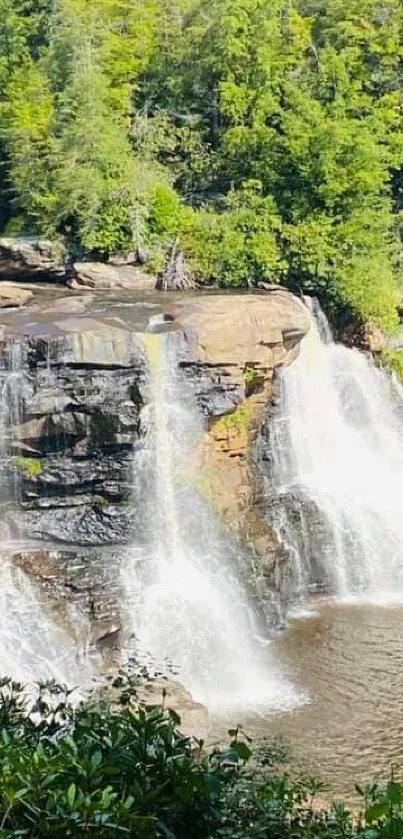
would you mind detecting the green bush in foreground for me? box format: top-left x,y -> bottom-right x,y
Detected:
0,679 -> 402,838
0,679 -> 225,838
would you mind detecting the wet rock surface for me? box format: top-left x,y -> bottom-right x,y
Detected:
22,505 -> 136,546
11,546 -> 123,654
174,290 -> 311,610
340,320 -> 384,353
0,286 -> 311,664
0,313 -> 147,546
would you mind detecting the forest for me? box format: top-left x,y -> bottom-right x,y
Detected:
0,0 -> 402,330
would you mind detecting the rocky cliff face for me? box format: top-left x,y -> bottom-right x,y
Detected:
169,291 -> 311,614
1,317 -> 147,546
0,287 -> 310,655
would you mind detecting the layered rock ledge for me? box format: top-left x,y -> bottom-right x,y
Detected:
0,237 -> 156,291
0,287 -> 311,652
1,314 -> 147,545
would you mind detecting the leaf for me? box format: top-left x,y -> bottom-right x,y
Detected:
167,709 -> 181,726
14,789 -> 29,800
222,748 -> 239,764
41,774 -> 58,788
365,801 -> 389,822
123,795 -> 135,810
204,772 -> 221,796
101,785 -> 115,806
355,783 -> 365,797
387,781 -> 402,804
1,729 -> 10,745
67,783 -> 76,808
229,741 -> 252,761
91,750 -> 102,769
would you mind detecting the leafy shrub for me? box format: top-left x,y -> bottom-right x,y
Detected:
381,349 -> 403,381
0,679 -> 226,838
1,679 -> 403,838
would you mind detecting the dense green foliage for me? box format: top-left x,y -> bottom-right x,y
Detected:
2,680 -> 403,837
0,678 -> 224,837
381,348 -> 403,379
0,0 -> 402,328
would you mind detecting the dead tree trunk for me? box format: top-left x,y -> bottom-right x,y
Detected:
156,239 -> 196,291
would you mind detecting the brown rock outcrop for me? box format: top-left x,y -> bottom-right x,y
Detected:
341,320 -> 384,353
33,294 -> 94,315
169,289 -> 310,381
0,238 -> 65,281
70,262 -> 156,291
135,679 -> 209,739
169,289 -> 311,611
0,283 -> 33,308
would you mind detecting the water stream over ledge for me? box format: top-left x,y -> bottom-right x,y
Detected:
266,299 -> 403,601
122,329 -> 301,713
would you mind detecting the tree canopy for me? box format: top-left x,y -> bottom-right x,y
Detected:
0,0 -> 402,329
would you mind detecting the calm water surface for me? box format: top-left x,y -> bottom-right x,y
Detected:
217,600 -> 403,802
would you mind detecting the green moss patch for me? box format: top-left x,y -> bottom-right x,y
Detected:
214,401 -> 256,434
10,457 -> 42,478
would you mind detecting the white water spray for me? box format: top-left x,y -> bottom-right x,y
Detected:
123,332 -> 299,712
0,556 -> 93,684
270,300 -> 403,602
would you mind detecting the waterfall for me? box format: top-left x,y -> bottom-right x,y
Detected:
0,342 -> 94,686
123,332 -> 299,712
268,299 -> 403,602
0,557 -> 93,684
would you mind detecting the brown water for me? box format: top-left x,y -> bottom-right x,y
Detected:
221,600 -> 403,802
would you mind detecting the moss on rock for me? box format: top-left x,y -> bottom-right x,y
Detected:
10,457 -> 42,478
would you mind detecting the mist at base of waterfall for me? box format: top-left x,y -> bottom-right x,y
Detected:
122,332 -> 302,714
268,298 -> 403,602
124,541 -> 303,713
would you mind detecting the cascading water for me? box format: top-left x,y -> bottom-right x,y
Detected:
0,341 -> 25,515
0,341 -> 94,686
267,299 -> 403,602
123,331 -> 299,712
0,558 -> 93,684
